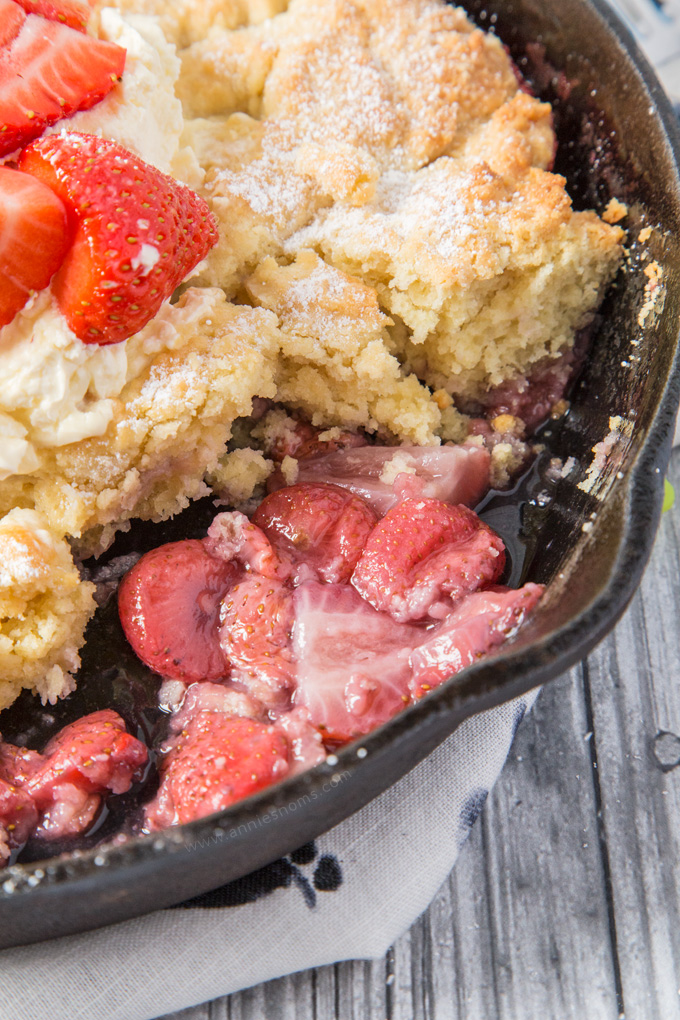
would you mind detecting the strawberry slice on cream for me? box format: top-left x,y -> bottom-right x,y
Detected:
19,132 -> 218,344
0,165 -> 71,327
0,2 -> 125,157
13,0 -> 94,32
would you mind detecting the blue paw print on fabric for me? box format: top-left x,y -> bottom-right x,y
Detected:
511,700 -> 527,740
172,841 -> 342,910
459,788 -> 488,834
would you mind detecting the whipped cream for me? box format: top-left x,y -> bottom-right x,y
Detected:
0,293 -> 128,478
57,9 -> 184,175
0,7 -> 211,482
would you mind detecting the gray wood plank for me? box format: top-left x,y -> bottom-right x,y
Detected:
583,448 -> 680,1020
453,669 -> 619,1020
329,959 -> 387,1020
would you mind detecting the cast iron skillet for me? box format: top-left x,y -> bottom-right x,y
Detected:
1,0 -> 680,950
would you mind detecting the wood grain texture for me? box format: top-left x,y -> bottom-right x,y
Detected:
161,449 -> 680,1020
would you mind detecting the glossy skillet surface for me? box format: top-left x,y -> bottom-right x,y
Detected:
1,0 -> 680,950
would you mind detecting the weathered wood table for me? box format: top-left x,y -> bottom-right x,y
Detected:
163,447 -> 680,1020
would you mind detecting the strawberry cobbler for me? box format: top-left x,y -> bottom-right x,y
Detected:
0,0 -> 623,856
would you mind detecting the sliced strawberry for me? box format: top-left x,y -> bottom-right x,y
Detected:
0,165 -> 70,327
0,276 -> 28,330
19,133 -> 218,344
275,707 -> 326,773
0,741 -> 41,854
0,742 -> 42,786
118,540 -> 239,682
14,0 -> 93,31
0,18 -> 125,158
219,575 -> 295,707
252,483 -> 378,584
409,583 -> 544,697
205,511 -> 288,581
0,713 -> 147,846
171,681 -> 264,723
282,443 -> 491,515
351,499 -> 506,622
291,582 -> 420,742
0,0 -> 26,47
145,712 -> 290,830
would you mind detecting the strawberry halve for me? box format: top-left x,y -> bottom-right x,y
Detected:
0,165 -> 71,328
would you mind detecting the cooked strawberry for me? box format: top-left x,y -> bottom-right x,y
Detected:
291,581 -> 420,742
0,742 -> 41,854
171,681 -> 264,723
265,418 -> 368,462
14,0 -> 93,31
282,443 -> 491,515
25,710 -> 147,839
219,575 -> 295,707
0,0 -> 26,47
205,511 -> 288,581
145,712 -> 290,830
0,18 -> 125,158
118,540 -> 238,682
19,133 -> 218,343
0,713 -> 147,847
253,483 -> 378,584
0,741 -> 42,786
28,710 -> 147,804
409,583 -> 544,696
0,165 -> 71,327
351,499 -> 506,622
275,707 -> 326,773
0,778 -> 38,858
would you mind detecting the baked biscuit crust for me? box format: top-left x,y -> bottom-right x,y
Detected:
0,0 -> 624,710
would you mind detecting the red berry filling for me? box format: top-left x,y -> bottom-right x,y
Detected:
0,710 -> 147,860
113,461 -> 542,830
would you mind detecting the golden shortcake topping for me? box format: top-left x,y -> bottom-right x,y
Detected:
0,0 -> 624,712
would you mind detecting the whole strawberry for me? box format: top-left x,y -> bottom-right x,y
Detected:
19,132 -> 218,344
